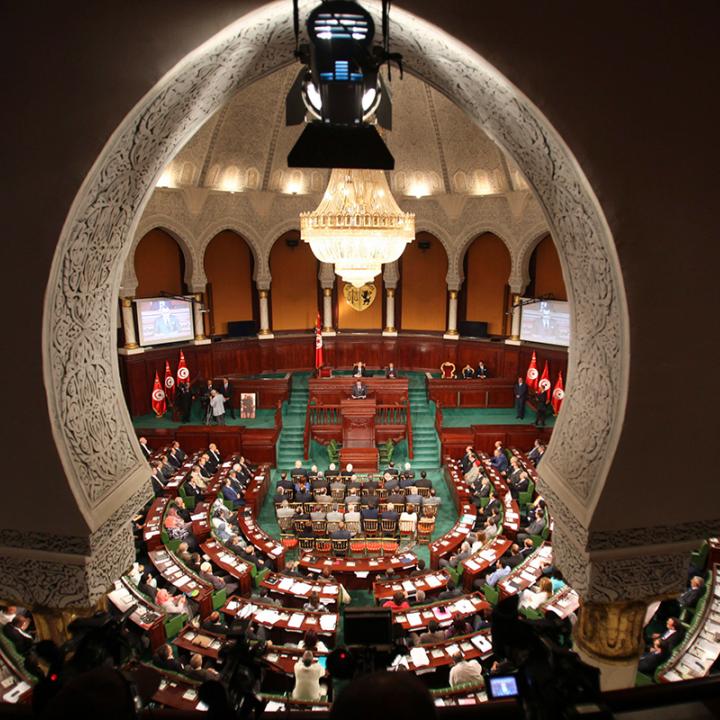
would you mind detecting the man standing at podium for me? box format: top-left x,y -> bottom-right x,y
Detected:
351,379 -> 367,399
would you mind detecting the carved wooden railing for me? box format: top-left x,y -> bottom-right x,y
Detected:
303,401 -> 312,460
434,400 -> 443,435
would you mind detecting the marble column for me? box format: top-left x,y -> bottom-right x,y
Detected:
383,288 -> 397,336
443,289 -> 459,340
192,293 -> 211,345
506,293 -> 522,345
322,288 -> 335,335
118,297 -> 143,354
258,289 -> 273,339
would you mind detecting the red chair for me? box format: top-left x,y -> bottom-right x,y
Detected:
440,361 -> 456,379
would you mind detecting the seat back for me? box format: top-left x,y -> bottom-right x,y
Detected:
423,504 -> 438,518
293,519 -> 312,535
345,519 -> 361,535
331,537 -> 349,556
312,520 -> 327,536
315,538 -> 332,554
399,519 -> 416,535
277,514 -> 294,532
380,518 -> 398,535
298,536 -> 315,552
363,518 -> 380,536
483,583 -> 499,605
417,519 -> 435,544
417,487 -> 431,498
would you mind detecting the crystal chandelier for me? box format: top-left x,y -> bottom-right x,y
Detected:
300,169 -> 415,287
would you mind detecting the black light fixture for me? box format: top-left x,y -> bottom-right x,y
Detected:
286,0 -> 402,170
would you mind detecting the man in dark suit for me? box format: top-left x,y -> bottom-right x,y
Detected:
638,638 -> 668,675
351,379 -> 368,399
138,436 -> 152,458
198,456 -> 213,478
535,386 -> 550,427
679,576 -> 705,610
3,616 -> 33,653
517,509 -> 546,543
385,362 -> 397,378
361,503 -> 379,521
352,361 -> 368,377
509,472 -> 530,499
150,463 -> 166,496
221,377 -> 234,419
221,478 -> 244,508
381,503 -> 400,523
655,617 -> 685,652
503,544 -> 525,569
177,381 -> 192,422
475,361 -> 489,378
513,376 -> 529,419
461,446 -> 476,474
490,448 -> 509,473
415,471 -> 432,489
207,443 -> 222,471
330,521 -> 351,541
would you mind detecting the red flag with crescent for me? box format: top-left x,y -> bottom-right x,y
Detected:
525,351 -> 539,390
538,362 -> 552,395
315,312 -> 323,370
151,371 -> 166,417
164,360 -> 175,406
552,371 -> 565,414
176,350 -> 190,386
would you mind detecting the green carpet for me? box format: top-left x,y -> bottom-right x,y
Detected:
442,406 -> 556,427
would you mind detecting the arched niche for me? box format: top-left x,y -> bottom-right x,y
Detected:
203,230 -> 255,336
399,232 -> 448,332
528,234 -> 567,301
462,233 -> 512,337
268,231 -> 318,331
134,228 -> 186,298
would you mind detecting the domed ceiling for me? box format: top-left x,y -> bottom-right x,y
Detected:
157,64 -> 530,200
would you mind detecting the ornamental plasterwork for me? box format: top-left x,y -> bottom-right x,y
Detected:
41,1 -> 633,602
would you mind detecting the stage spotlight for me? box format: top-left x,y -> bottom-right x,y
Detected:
287,0 -> 402,170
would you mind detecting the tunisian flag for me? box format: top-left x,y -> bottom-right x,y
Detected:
151,371 -> 166,417
538,362 -> 552,395
314,313 -> 324,370
164,360 -> 175,406
552,371 -> 565,414
526,351 -> 539,390
176,350 -> 190,386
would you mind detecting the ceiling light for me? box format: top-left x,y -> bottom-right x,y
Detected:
300,168 -> 414,287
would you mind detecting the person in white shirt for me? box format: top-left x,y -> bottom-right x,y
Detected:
292,651 -> 326,701
399,505 -> 418,532
449,652 -> 485,688
209,389 -> 226,425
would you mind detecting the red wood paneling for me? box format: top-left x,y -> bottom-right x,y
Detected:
120,335 -> 568,417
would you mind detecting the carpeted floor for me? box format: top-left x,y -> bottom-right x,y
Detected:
441,406 -> 556,427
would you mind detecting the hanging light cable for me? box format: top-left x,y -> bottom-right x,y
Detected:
300,168 -> 415,287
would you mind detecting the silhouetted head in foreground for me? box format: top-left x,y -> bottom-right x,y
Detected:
331,670 -> 436,720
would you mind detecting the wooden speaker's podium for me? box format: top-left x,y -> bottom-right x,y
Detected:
339,398 -> 379,472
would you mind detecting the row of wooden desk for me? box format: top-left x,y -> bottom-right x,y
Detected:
299,553 -> 418,589
221,596 -> 339,646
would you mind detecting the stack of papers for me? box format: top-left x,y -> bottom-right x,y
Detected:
288,613 -> 306,629
320,615 -> 337,631
409,647 -> 430,667
406,612 -> 423,627
278,577 -> 294,591
426,574 -> 442,588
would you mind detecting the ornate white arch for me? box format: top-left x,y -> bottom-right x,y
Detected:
125,214 -> 203,293
195,217 -> 265,283
40,0 -> 632,602
452,222 -> 514,289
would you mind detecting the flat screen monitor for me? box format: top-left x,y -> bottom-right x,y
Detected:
519,298 -> 570,347
487,674 -> 520,699
136,297 -> 194,346
343,607 -> 393,646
